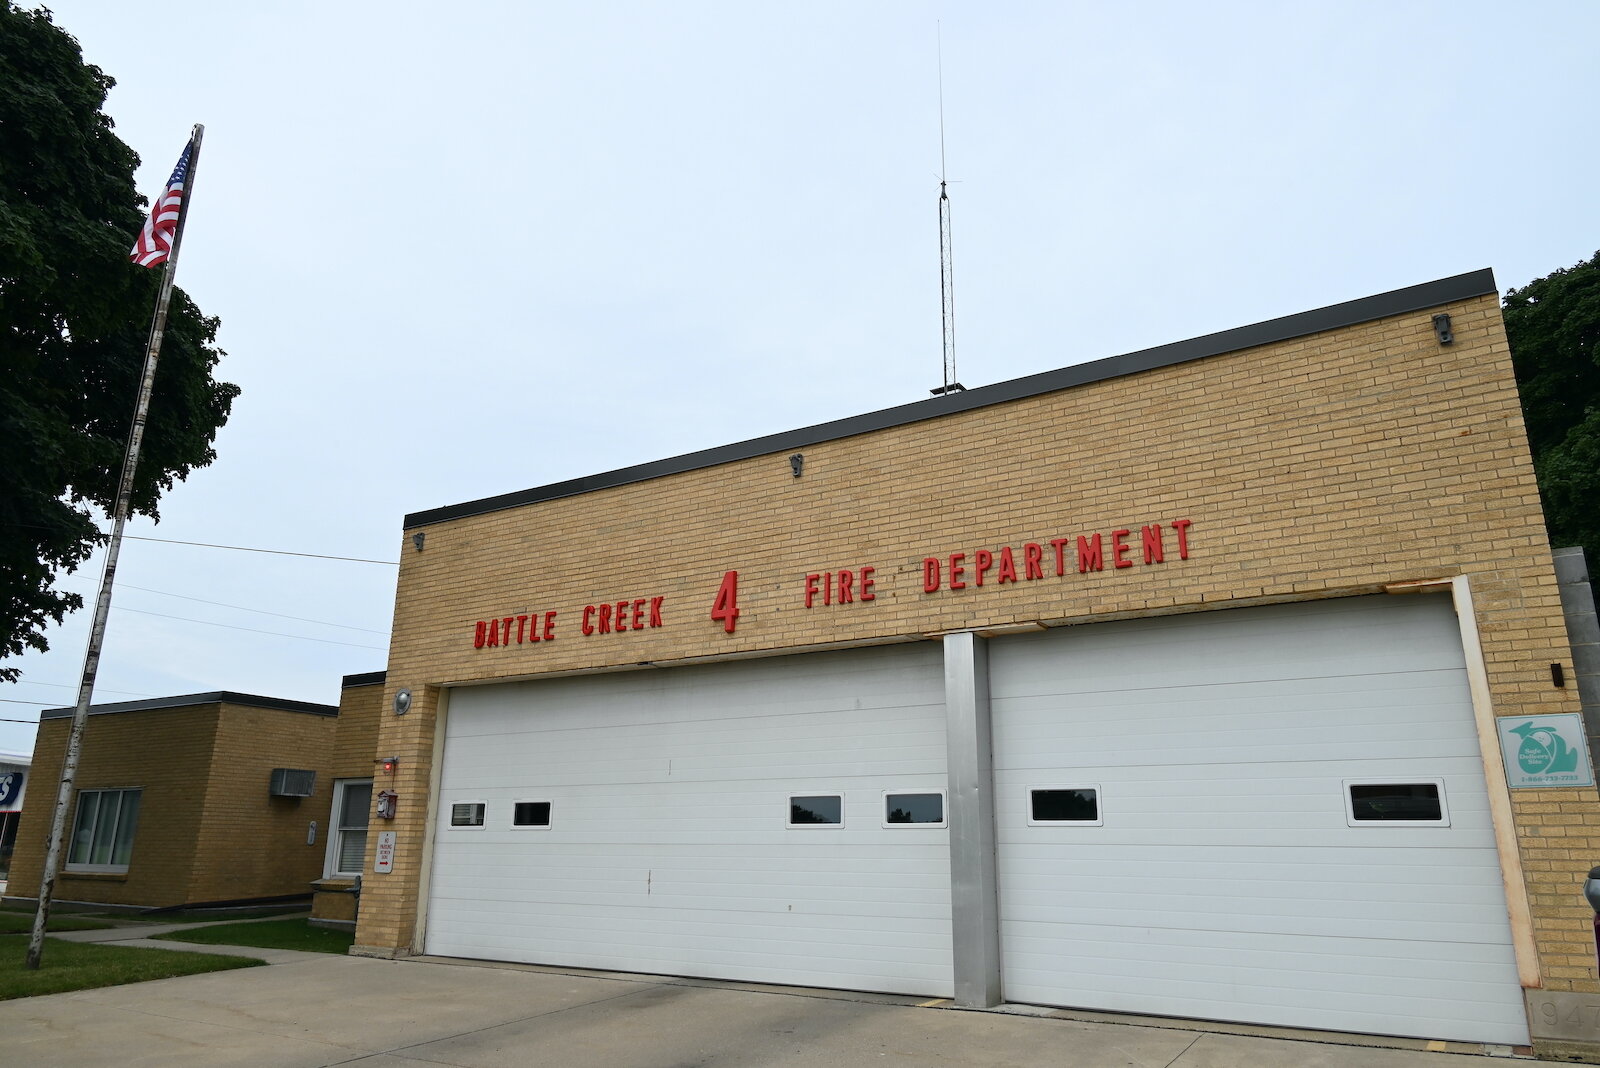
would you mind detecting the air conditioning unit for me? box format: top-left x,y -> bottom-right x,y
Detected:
269,768 -> 317,797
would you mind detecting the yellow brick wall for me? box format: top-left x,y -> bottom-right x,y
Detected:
9,701 -> 338,908
311,678 -> 386,924
331,681 -> 383,780
9,707 -> 219,908
355,292 -> 1600,997
191,704 -> 336,902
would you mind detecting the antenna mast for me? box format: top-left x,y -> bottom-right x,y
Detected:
931,26 -> 964,396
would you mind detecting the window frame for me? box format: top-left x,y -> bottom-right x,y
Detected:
785,793 -> 845,829
1342,777 -> 1450,827
510,798 -> 554,830
65,787 -> 143,873
448,800 -> 488,830
1026,784 -> 1104,827
323,778 -> 374,878
881,788 -> 948,829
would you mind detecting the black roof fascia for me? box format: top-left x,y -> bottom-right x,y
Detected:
406,268 -> 1497,530
342,671 -> 386,688
40,691 -> 340,720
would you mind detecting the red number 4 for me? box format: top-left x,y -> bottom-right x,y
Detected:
711,570 -> 740,633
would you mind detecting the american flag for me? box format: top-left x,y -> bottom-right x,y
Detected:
128,140 -> 194,268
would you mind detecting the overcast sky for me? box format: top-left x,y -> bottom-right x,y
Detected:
2,1 -> 1598,757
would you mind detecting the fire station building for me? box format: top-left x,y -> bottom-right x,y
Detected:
350,269 -> 1600,1056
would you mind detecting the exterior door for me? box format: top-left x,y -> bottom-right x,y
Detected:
989,594 -> 1528,1045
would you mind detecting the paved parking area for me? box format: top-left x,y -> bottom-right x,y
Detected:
1,946 -> 1531,1068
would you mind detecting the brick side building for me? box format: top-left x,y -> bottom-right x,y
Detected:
7,693 -> 338,909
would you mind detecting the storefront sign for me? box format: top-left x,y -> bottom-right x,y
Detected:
374,830 -> 396,873
1498,713 -> 1595,788
0,769 -> 22,810
469,517 -> 1195,647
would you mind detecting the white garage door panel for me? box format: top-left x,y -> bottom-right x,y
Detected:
426,642 -> 953,997
991,595 -> 1529,1045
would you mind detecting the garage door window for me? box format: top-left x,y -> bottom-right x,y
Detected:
883,791 -> 946,827
788,794 -> 843,827
1028,786 -> 1102,826
1343,779 -> 1448,826
512,801 -> 552,828
450,801 -> 487,828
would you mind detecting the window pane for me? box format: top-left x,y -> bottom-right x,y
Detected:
789,796 -> 842,825
885,793 -> 943,825
111,791 -> 141,866
451,802 -> 485,827
338,829 -> 368,872
69,793 -> 101,865
90,791 -> 121,865
513,801 -> 551,827
340,783 -> 373,829
1350,783 -> 1442,821
1031,788 -> 1099,822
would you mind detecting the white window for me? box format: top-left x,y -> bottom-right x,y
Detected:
324,779 -> 373,877
67,788 -> 142,873
1027,785 -> 1103,826
882,790 -> 946,828
450,801 -> 487,828
1343,778 -> 1449,827
511,800 -> 552,828
787,794 -> 843,828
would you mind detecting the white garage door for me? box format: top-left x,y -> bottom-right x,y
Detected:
990,594 -> 1528,1045
425,642 -> 953,996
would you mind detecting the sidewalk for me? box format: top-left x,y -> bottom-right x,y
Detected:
2,933 -> 1533,1067
46,913 -> 329,965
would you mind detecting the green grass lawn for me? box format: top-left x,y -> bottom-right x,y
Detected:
0,900 -> 307,925
0,936 -> 263,999
0,911 -> 116,934
155,918 -> 353,954
121,907 -> 307,925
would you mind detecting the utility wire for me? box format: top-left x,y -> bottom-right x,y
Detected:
3,681 -> 156,698
114,606 -> 386,650
123,534 -> 399,565
117,583 -> 389,634
0,522 -> 397,565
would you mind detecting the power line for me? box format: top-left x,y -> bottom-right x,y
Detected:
118,583 -> 389,634
3,680 -> 157,698
114,606 -> 387,650
123,534 -> 399,565
0,700 -> 46,709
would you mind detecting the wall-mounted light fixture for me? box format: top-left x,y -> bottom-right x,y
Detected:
1432,313 -> 1454,345
379,755 -> 399,774
412,532 -> 426,552
394,688 -> 412,716
789,453 -> 804,478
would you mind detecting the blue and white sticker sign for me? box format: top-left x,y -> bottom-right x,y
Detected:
0,770 -> 23,810
1498,713 -> 1595,789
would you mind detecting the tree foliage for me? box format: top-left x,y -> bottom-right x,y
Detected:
0,3 -> 238,681
1504,251 -> 1600,571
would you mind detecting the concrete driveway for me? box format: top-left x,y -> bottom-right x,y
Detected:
2,947 -> 1526,1067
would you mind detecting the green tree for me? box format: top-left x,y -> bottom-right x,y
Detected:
0,3 -> 238,682
1504,251 -> 1600,570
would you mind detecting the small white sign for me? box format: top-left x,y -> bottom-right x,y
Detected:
1498,713 -> 1595,789
374,830 -> 397,873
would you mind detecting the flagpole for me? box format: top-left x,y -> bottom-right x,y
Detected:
27,124 -> 205,970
